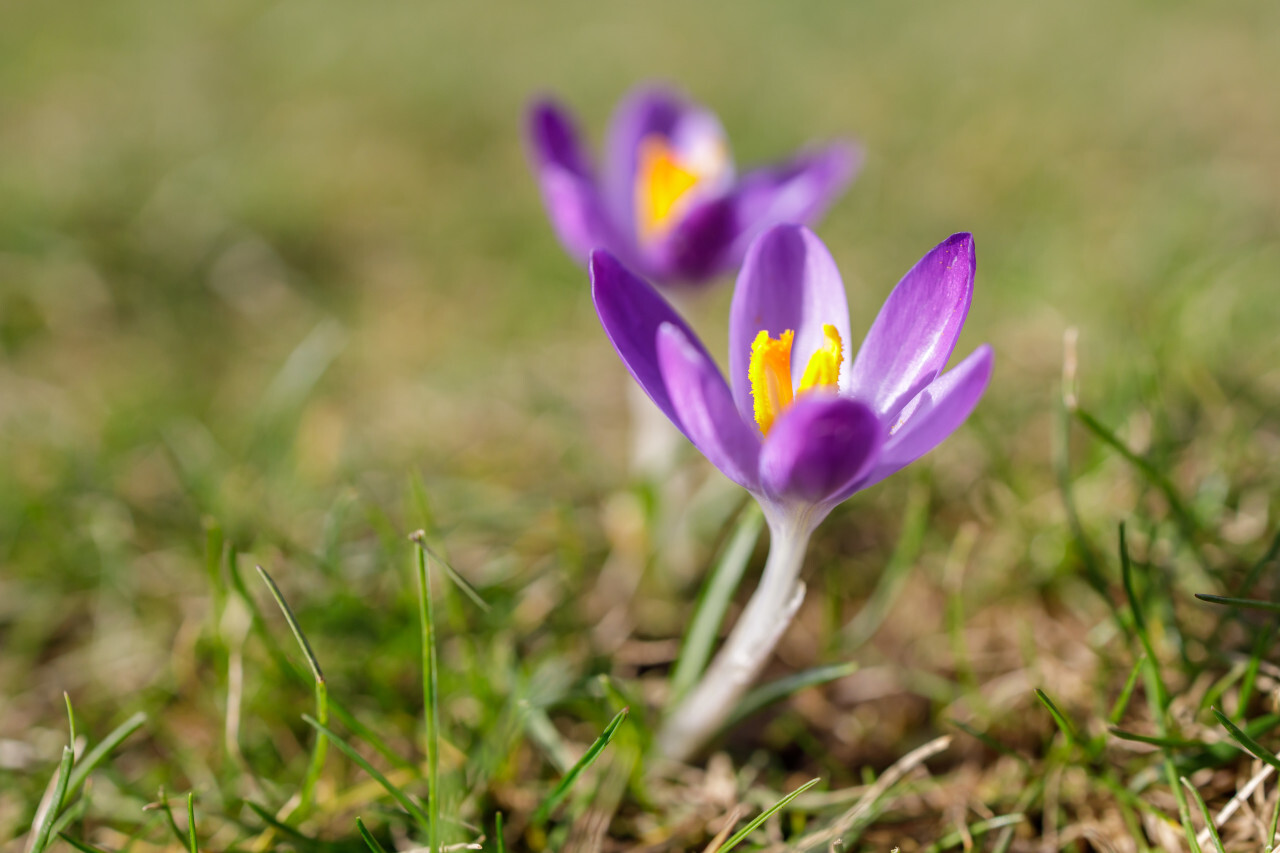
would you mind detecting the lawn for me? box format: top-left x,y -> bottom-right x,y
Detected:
3,1 -> 1280,850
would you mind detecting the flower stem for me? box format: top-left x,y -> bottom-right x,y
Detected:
657,510 -> 812,762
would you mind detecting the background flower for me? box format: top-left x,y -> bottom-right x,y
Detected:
528,86 -> 859,286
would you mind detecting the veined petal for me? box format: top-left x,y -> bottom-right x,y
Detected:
723,143 -> 861,264
729,225 -> 852,421
526,101 -> 615,264
758,395 -> 882,505
844,344 -> 993,497
848,233 -> 976,419
590,250 -> 716,435
656,323 -> 761,490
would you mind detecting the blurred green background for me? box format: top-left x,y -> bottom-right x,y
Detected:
3,0 -> 1280,843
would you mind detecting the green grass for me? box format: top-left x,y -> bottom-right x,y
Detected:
3,0 -> 1280,849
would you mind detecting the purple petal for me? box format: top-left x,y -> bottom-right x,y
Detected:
601,86 -> 690,241
590,250 -> 717,435
848,233 -> 976,419
845,344 -> 993,496
722,142 -> 861,264
645,195 -> 737,285
656,323 -> 761,490
526,99 -> 593,178
526,101 -> 615,264
758,395 -> 883,505
647,143 -> 860,286
728,225 -> 853,421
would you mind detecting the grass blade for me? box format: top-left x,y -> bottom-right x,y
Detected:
256,566 -> 328,817
718,777 -> 821,852
1180,777 -> 1226,853
245,802 -> 335,852
669,504 -> 763,706
531,707 -> 628,826
1108,655 -> 1146,725
410,532 -> 442,852
302,715 -> 430,830
1109,728 -> 1204,749
1034,688 -> 1078,748
725,662 -> 856,729
185,793 -> 198,853
948,719 -> 1028,766
842,480 -> 929,649
57,835 -> 111,853
1074,407 -> 1202,549
493,813 -> 505,853
28,746 -> 74,853
355,817 -> 389,853
1211,707 -> 1280,773
65,712 -> 147,798
1195,593 -> 1280,615
923,813 -> 1026,853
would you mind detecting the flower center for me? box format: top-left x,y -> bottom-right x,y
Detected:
634,133 -> 728,244
748,324 -> 844,435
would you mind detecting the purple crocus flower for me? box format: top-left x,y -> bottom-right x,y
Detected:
527,86 -> 859,287
590,224 -> 993,760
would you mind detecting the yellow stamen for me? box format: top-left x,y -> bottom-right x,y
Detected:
635,135 -> 700,243
798,324 -> 844,394
748,329 -> 793,436
748,325 -> 844,436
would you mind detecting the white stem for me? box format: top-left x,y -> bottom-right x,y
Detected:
657,510 -> 813,762
626,381 -> 686,480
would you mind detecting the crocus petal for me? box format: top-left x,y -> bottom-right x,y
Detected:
527,99 -> 593,178
646,195 -> 737,285
601,86 -> 690,240
844,344 -> 993,497
526,101 -> 615,264
723,143 -> 861,263
656,323 -> 762,490
728,225 -> 853,421
758,395 -> 882,506
847,233 -> 976,419
590,250 -> 717,434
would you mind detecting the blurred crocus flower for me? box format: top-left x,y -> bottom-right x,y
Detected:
591,224 -> 992,760
528,86 -> 859,287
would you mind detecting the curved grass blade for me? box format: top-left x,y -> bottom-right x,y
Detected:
1211,707 -> 1280,773
57,834 -> 111,853
256,566 -> 329,818
923,813 -> 1026,853
842,480 -> 929,649
303,715 -> 430,830
1034,688 -> 1077,748
356,817 -> 390,853
1195,593 -> 1280,615
725,662 -> 856,730
718,777 -> 820,853
65,712 -> 147,798
185,793 -> 198,853
1108,655 -> 1146,725
1109,728 -> 1203,749
948,719 -> 1028,766
1180,777 -> 1225,853
531,707 -> 628,826
1074,407 -> 1202,553
245,802 -> 336,853
669,504 -> 763,706
28,746 -> 74,853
